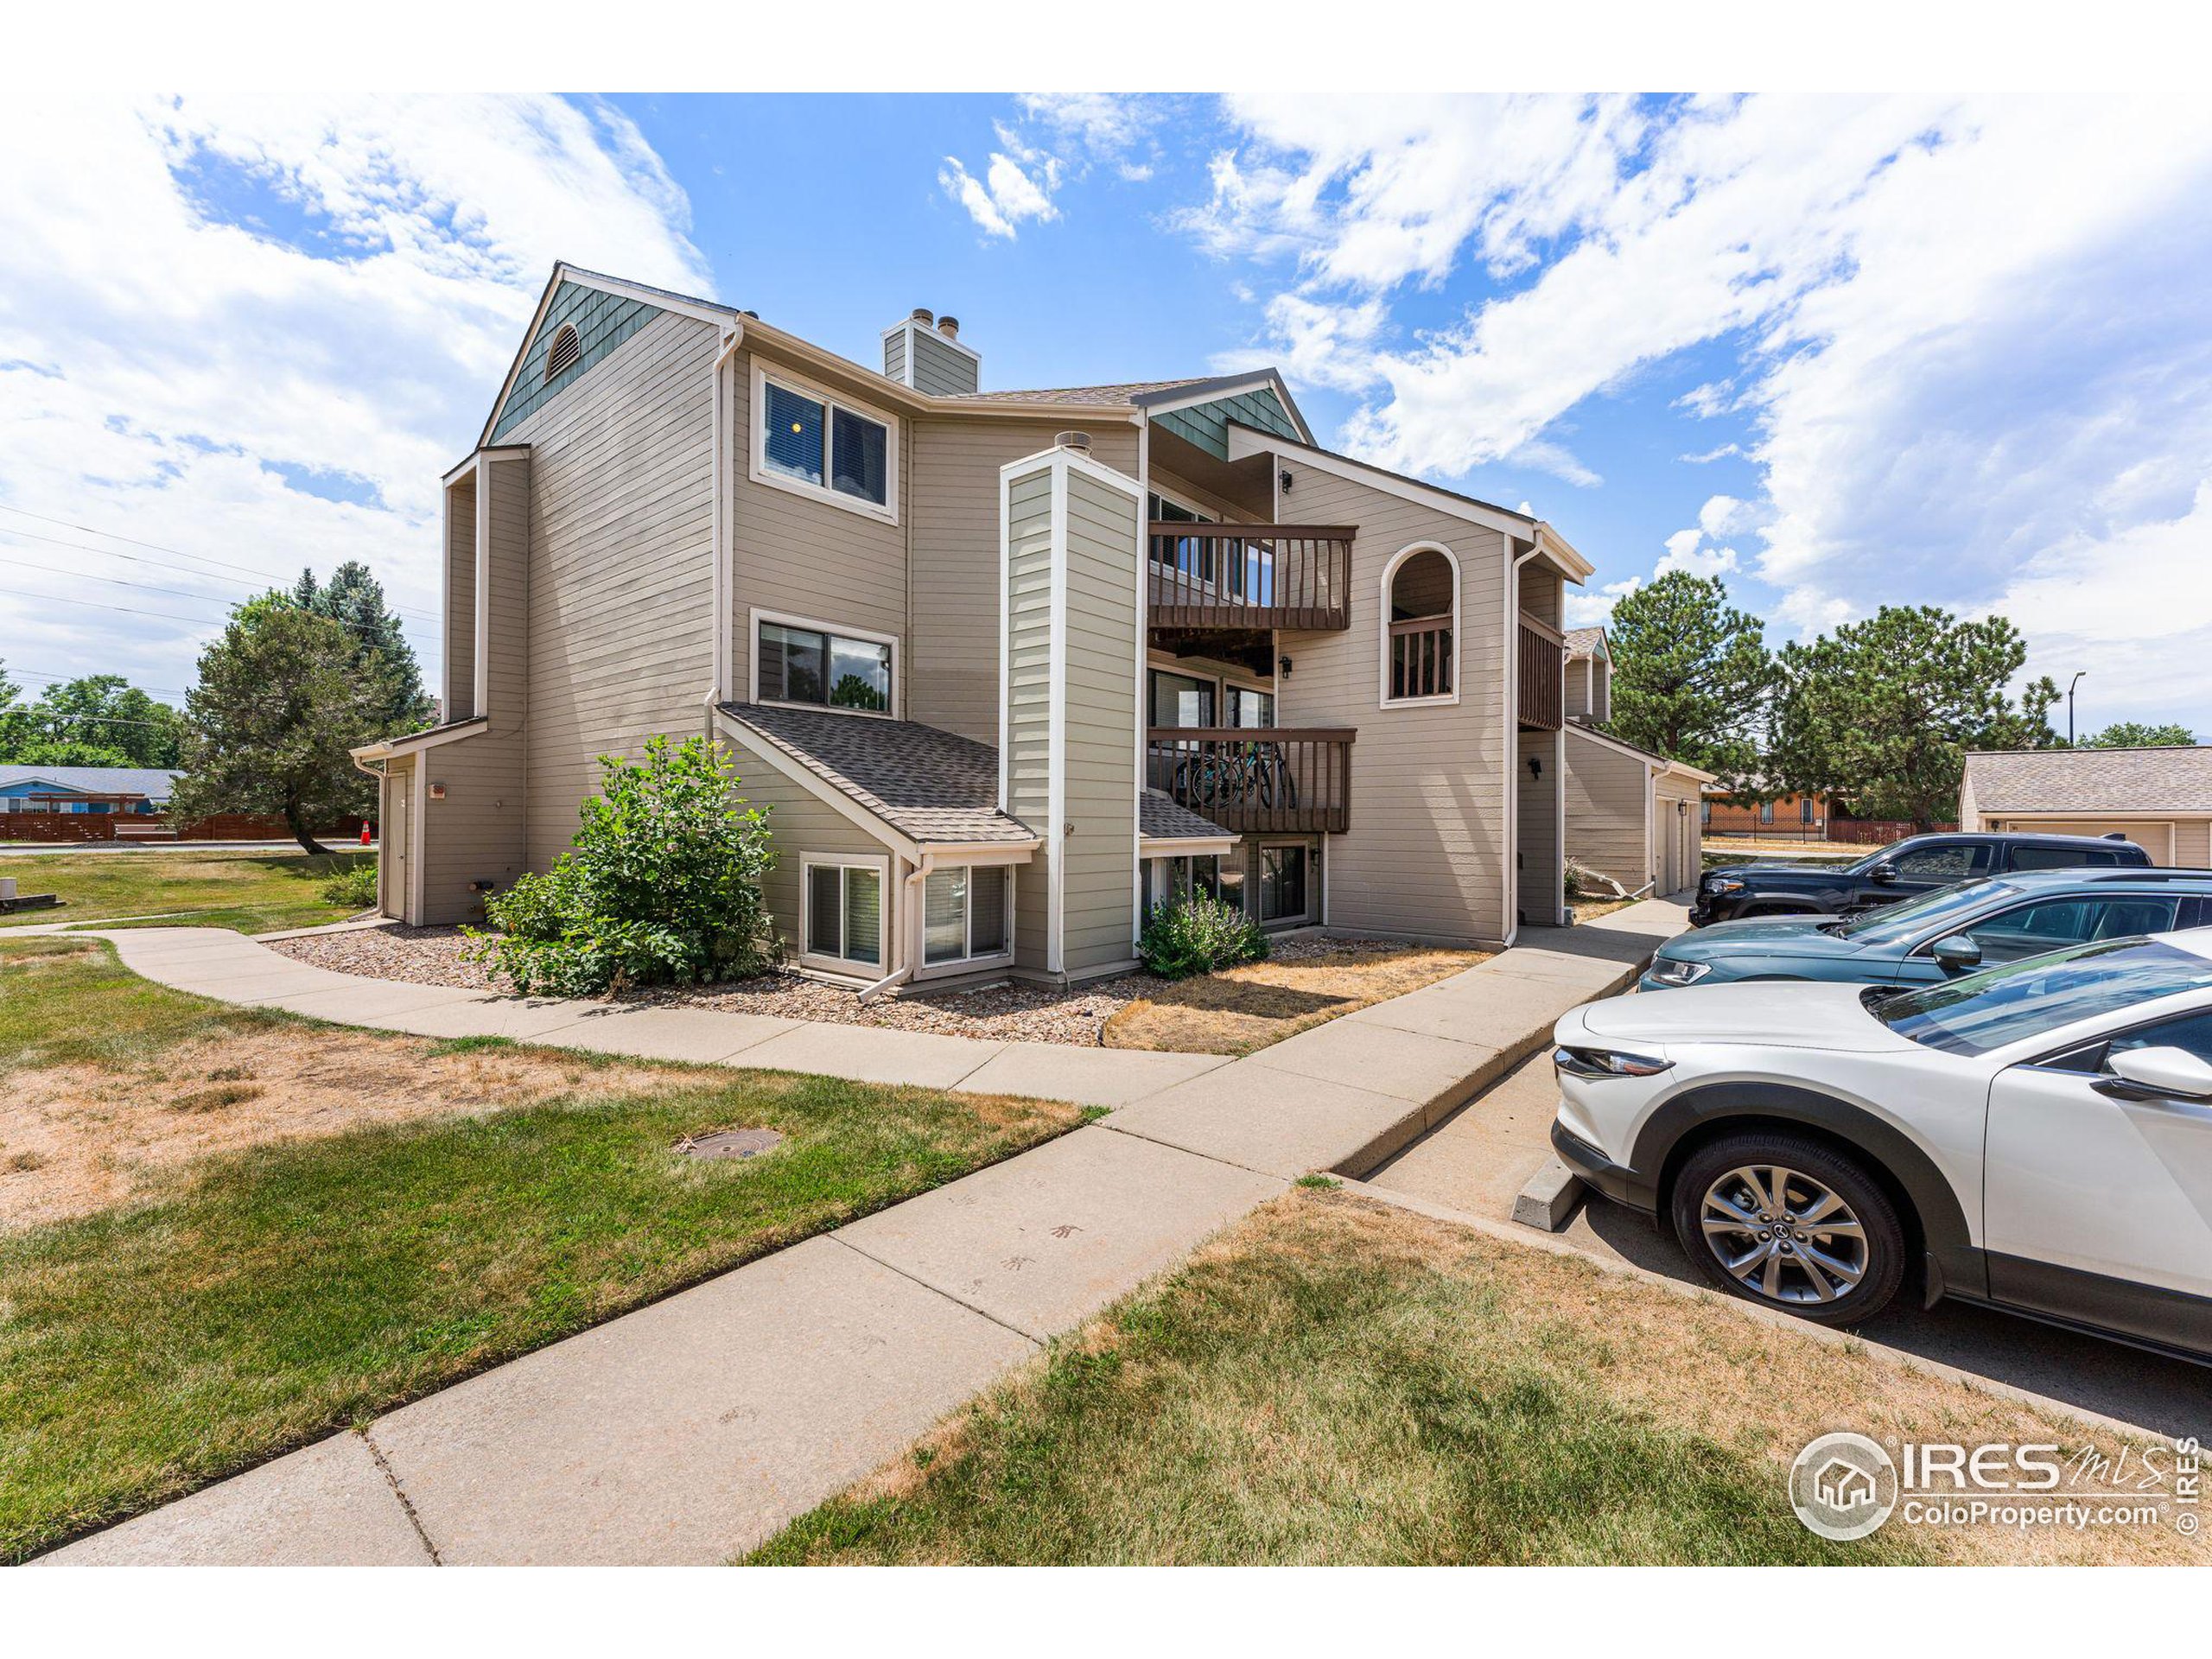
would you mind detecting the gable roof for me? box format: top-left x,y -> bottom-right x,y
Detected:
1564,626 -> 1606,659
718,702 -> 1038,846
1963,747 -> 2212,815
0,766 -> 179,798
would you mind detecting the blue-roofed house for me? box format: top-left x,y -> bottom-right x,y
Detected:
0,766 -> 180,815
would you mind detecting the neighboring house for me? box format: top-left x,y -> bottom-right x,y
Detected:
1702,784 -> 1838,837
1960,747 -> 2212,867
1557,626 -> 1711,897
353,265 -> 1594,984
0,766 -> 177,815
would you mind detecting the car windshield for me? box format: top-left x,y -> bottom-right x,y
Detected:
1834,877 -> 2018,944
1872,936 -> 2212,1056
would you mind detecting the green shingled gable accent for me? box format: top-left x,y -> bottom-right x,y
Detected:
1152,384 -> 1301,461
489,280 -> 663,442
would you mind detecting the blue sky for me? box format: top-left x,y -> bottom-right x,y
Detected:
3,92 -> 2209,739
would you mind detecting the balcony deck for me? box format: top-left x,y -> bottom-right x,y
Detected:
1147,523 -> 1357,632
1145,727 -> 1356,836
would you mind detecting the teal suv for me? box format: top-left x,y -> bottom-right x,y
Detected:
1642,868 -> 2212,992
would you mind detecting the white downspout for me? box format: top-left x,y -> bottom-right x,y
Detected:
858,850 -> 934,1003
1505,543 -> 1543,944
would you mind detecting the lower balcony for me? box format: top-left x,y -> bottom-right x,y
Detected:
1145,727 -> 1357,835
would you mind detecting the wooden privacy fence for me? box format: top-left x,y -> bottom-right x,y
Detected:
0,811 -> 370,843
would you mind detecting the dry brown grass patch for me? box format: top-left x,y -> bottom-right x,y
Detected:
0,1029 -> 675,1231
1105,939 -> 1487,1055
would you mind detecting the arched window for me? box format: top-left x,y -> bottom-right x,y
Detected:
543,322 -> 582,382
1379,543 -> 1459,705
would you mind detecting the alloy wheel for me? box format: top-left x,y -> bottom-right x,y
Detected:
1697,1164 -> 1869,1306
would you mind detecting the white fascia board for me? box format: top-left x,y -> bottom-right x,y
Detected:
1226,423 -> 1538,540
1140,835 -> 1238,859
350,716 -> 490,764
1533,522 -> 1595,583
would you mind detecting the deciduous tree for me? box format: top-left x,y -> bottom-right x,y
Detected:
2082,721 -> 2196,748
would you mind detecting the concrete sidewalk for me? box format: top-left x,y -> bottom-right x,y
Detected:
35,900 -> 1685,1566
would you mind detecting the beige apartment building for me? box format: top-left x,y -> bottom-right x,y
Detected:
354,264 -> 1599,987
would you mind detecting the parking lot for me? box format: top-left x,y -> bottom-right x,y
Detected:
1371,1052 -> 2210,1442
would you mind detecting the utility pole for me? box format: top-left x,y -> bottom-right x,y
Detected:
2067,671 -> 2087,747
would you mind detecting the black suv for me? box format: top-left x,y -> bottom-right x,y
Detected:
1689,830 -> 2151,925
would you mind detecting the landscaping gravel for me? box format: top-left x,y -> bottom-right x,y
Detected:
266,925 -> 1444,1049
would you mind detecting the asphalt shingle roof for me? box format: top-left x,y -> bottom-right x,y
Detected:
1140,790 -> 1232,842
1964,747 -> 2212,815
718,703 -> 1038,846
1563,626 -> 1606,658
966,379 -> 1210,407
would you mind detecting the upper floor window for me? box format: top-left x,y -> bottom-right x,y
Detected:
1381,543 -> 1459,705
756,612 -> 894,714
752,364 -> 895,523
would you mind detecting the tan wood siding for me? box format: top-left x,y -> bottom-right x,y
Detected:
719,728 -> 896,959
500,309 -> 719,870
727,345 -> 910,709
1002,464 -> 1056,971
1059,465 -> 1141,975
1516,726 -> 1562,926
1563,725 -> 1649,892
442,474 -> 476,721
907,418 -> 1137,743
908,328 -> 977,397
418,454 -> 531,924
1269,460 -> 1512,945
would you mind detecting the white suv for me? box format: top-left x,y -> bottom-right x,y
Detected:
1550,930 -> 2212,1361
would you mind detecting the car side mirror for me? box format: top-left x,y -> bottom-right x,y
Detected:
1930,934 -> 1981,973
1868,862 -> 1900,884
2101,1046 -> 2212,1102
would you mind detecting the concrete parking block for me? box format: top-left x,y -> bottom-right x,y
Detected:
531,1004 -> 802,1065
1107,1064 -> 1421,1179
1512,1157 -> 1587,1232
367,1236 -> 1033,1565
35,1433 -> 429,1567
953,1043 -> 1230,1108
836,1124 -> 1283,1341
1246,1020 -> 1506,1116
736,1021 -> 1004,1090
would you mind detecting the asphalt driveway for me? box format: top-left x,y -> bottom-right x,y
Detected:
1370,1052 -> 2211,1443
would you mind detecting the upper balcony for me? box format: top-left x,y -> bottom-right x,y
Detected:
1518,613 -> 1565,730
1148,523 -> 1357,632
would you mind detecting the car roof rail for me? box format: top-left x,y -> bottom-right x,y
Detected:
2068,867 -> 2212,884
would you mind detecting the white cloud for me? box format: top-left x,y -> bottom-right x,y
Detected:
939,140 -> 1063,240
1180,93 -> 2212,720
942,96 -> 1161,241
1681,442 -> 1743,464
1566,575 -> 1641,629
0,93 -> 706,703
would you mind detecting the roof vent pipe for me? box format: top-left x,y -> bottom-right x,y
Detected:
1056,430 -> 1091,454
938,315 -> 959,340
911,308 -> 934,326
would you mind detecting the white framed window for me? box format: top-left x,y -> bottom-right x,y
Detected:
1379,542 -> 1460,707
922,865 -> 1014,968
1145,855 -> 1223,913
751,361 -> 897,523
801,854 -> 888,975
753,608 -> 898,715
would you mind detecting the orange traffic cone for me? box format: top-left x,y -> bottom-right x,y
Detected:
359,820 -> 372,846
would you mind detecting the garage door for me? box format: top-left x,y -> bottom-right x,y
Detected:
1996,819 -> 2175,865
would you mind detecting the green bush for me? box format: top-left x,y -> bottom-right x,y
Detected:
1137,893 -> 1268,979
319,860 -> 379,908
465,735 -> 776,996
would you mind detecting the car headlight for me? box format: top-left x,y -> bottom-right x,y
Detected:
1647,957 -> 1711,987
1553,1046 -> 1673,1080
1707,876 -> 1744,893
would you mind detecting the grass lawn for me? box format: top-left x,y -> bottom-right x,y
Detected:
751,1190 -> 2193,1566
0,847 -> 375,934
0,938 -> 1084,1562
1104,939 -> 1486,1057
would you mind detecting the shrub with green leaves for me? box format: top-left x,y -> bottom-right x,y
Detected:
319,860 -> 379,908
466,735 -> 776,996
1137,893 -> 1268,979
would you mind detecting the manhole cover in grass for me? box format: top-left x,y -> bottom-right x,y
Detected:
679,1128 -> 783,1160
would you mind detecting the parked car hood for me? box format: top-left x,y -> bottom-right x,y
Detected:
1661,918 -> 1867,963
1702,861 -> 1853,893
1567,981 -> 1909,1052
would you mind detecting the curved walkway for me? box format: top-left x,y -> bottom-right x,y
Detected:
35,901 -> 1687,1565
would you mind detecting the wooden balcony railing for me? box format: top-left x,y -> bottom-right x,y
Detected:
1518,613 -> 1564,730
1148,524 -> 1356,632
1389,615 -> 1453,700
1145,727 -> 1356,835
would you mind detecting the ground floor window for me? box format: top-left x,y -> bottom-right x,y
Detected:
804,856 -> 885,971
1759,800 -> 1775,824
1146,854 -> 1222,912
1801,797 -> 1816,824
1257,843 -> 1310,924
924,865 -> 1012,965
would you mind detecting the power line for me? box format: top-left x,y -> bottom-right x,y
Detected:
5,666 -> 192,700
0,526 -> 442,625
0,585 -> 228,626
0,555 -> 252,613
0,505 -> 442,623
